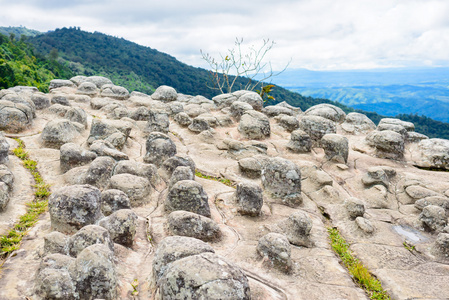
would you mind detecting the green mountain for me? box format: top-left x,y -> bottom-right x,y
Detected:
0,26 -> 42,40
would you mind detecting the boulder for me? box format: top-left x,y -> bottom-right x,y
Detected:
100,84 -> 129,100
87,119 -> 132,149
275,211 -> 313,247
151,85 -> 178,102
41,119 -> 84,149
0,182 -> 10,211
366,130 -> 404,159
212,93 -> 238,108
0,101 -> 33,132
109,173 -> 151,204
168,166 -> 194,188
89,140 -> 128,161
407,132 -> 428,143
51,94 -> 71,106
90,97 -> 110,109
161,155 -> 196,179
143,132 -> 177,167
238,91 -> 263,111
238,110 -> 271,140
158,252 -> 250,300
85,76 -> 113,88
100,189 -> 131,216
345,198 -> 365,219
257,233 -> 292,271
235,181 -> 263,216
278,115 -> 300,132
99,209 -> 138,247
173,112 -> 192,127
43,231 -> 69,255
377,123 -> 407,137
144,109 -> 170,134
262,105 -> 295,117
378,118 -> 415,132
299,115 -> 336,145
355,217 -> 375,233
188,116 -> 211,133
76,81 -> 98,96
49,79 -> 76,90
419,205 -> 447,232
64,107 -> 88,128
262,157 -> 302,207
67,225 -> 114,257
165,180 -> 210,217
413,138 -> 449,170
321,134 -> 349,164
70,75 -> 88,86
35,268 -> 77,300
167,210 -> 221,241
49,184 -> 103,234
230,101 -> 253,121
130,106 -> 150,121
305,104 -> 346,123
362,166 -> 396,188
238,156 -> 266,178
415,196 -> 449,212
84,156 -> 116,189
60,143 -> 97,172
286,129 -> 312,153
341,112 -> 376,134
113,160 -> 158,186
48,103 -> 70,116
184,103 -> 208,118
31,92 -> 50,109
0,133 -> 9,164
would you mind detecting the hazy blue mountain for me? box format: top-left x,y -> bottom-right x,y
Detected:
0,26 -> 42,39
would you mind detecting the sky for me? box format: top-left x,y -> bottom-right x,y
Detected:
1,0 -> 449,71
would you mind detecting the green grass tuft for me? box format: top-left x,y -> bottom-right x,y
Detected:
195,170 -> 235,188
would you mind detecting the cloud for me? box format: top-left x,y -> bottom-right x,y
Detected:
1,0 -> 449,70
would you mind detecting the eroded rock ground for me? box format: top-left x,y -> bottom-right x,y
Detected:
0,78 -> 448,299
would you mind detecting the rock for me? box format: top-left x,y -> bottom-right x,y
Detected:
238,91 -> 264,111
305,104 -> 346,123
41,119 -> 83,149
434,233 -> 449,254
341,112 -> 376,134
257,233 -> 292,271
188,116 -> 211,133
321,134 -> 349,164
278,115 -> 300,132
262,105 -> 294,117
87,119 -> 131,150
0,133 -> 9,164
100,84 -> 129,100
238,156 -> 265,178
67,225 -> 114,257
361,166 -> 396,188
419,205 -> 447,232
31,92 -> 50,109
90,97 -> 110,109
145,109 -> 170,134
74,244 -> 117,300
143,132 -> 177,167
378,118 -> 415,132
275,211 -> 312,247
377,123 -> 407,137
415,196 -> 449,211
60,143 -> 97,172
113,160 -> 158,186
158,252 -> 250,300
0,101 -> 33,132
405,185 -> 440,200
70,75 -> 87,86
168,166 -> 194,188
130,106 -> 150,120
275,101 -> 302,113
100,189 -> 131,216
161,155 -> 196,179
167,101 -> 184,115
152,236 -> 215,281
238,110 -> 271,140
51,94 -> 71,106
167,210 -> 221,241
235,181 -> 263,216
85,76 -> 113,88
0,165 -> 12,190
48,103 -> 70,116
262,157 -> 302,207
64,107 -> 87,127
109,173 -> 151,204
36,268 -> 77,300
414,138 -> 449,170
212,93 -> 238,108
165,180 -> 210,217
230,101 -> 253,121
49,184 -> 103,234
99,209 -> 138,247
299,115 -> 336,145
85,156 -> 116,189
49,79 -> 76,90
366,130 -> 404,159
43,231 -> 69,255
355,217 -> 375,233
0,182 -> 10,210
173,112 -> 192,126
345,198 -> 365,219
151,85 -> 178,102
184,103 -> 208,118
76,81 -> 98,96
216,114 -> 233,127
407,132 -> 428,143
89,140 -> 128,161
286,129 -> 312,153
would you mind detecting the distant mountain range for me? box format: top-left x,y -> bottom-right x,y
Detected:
273,68 -> 449,122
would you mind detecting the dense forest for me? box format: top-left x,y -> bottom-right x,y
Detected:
0,26 -> 448,139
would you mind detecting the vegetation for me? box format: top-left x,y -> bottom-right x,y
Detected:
195,170 -> 235,188
0,138 -> 50,259
328,227 -> 390,300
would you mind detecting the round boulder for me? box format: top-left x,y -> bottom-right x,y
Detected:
321,134 -> 349,164
100,189 -> 131,216
238,110 -> 271,140
366,130 -> 404,160
151,85 -> 178,102
298,115 -> 336,145
286,129 -> 312,153
257,233 -> 292,271
109,173 -> 151,204
236,181 -> 263,216
41,119 -> 83,149
167,210 -> 221,241
165,180 -> 210,217
144,132 -> 177,167
99,209 -> 138,247
67,225 -> 114,257
341,112 -> 376,134
305,104 -> 346,123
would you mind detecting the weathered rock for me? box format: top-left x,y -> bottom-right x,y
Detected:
99,209 -> 138,247
143,132 -> 177,167
158,252 -> 250,300
405,185 -> 440,200
64,107 -> 88,127
321,134 -> 349,164
31,92 -> 51,109
151,85 -> 178,102
407,132 -> 428,143
173,112 -> 192,126
341,112 -> 376,134
216,114 -> 233,127
378,118 -> 415,132
414,138 -> 449,170
238,110 -> 271,140
87,119 -> 132,149
48,103 -> 70,116
238,91 -> 263,111
362,166 -> 396,188
230,101 -> 253,121
0,101 -> 33,132
262,157 -> 302,207
84,156 -> 116,189
85,76 -> 113,88
109,173 -> 151,204
238,156 -> 265,178
286,129 -> 312,153
109,106 -> 129,119
275,211 -> 312,247
305,104 -> 346,123
36,268 -> 77,300
70,75 -> 87,86
299,115 -> 336,145
377,123 -> 407,137
76,81 -> 98,96
89,140 -> 128,160
366,130 -> 405,159
434,233 -> 449,255
167,101 -> 184,115
167,210 -> 221,241
415,196 -> 449,211
113,160 -> 158,186
419,205 -> 447,232
262,105 -> 295,117
145,109 -> 170,134
236,181 -> 263,216
345,198 -> 365,219
41,119 -> 83,149
212,93 -> 238,108
161,155 -> 196,179
355,217 -> 375,233
0,182 -> 10,210
0,134 -> 9,164
51,94 -> 71,106
90,97 -> 110,109
165,180 -> 210,217
100,84 -> 129,100
43,231 -> 69,255
49,184 -> 103,234
188,116 -> 211,133
184,103 -> 208,118
152,236 -> 215,281
60,143 -> 97,172
74,244 -> 117,300
100,189 -> 131,216
168,166 -> 194,188
49,79 -> 76,90
130,106 -> 150,121
278,115 -> 300,132
257,233 -> 292,271
67,225 -> 114,257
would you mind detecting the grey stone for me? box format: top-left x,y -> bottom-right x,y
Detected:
167,210 -> 221,241
130,106 -> 150,121
89,140 -> 128,161
67,225 -> 114,257
341,112 -> 376,134
414,138 -> 449,170
0,164 -> 12,190
366,130 -> 405,159
113,160 -> 158,186
87,119 -> 131,150
64,107 -> 88,128
100,189 -> 131,216
435,233 -> 449,254
165,180 -> 210,217
168,166 -> 194,188
262,157 -> 302,207
151,85 -> 178,102
405,185 -> 440,200
238,91 -> 263,111
51,94 -> 71,106
184,103 -> 208,118
31,92 -> 50,109
100,84 -> 129,100
0,182 -> 10,210
305,104 -> 346,123
238,110 -> 271,140
85,156 -> 116,189
70,75 -> 88,86
378,118 -> 415,132
144,109 -> 170,134
238,156 -> 265,178
109,173 -> 151,204
286,129 -> 312,153
143,132 -> 177,167
36,268 -> 77,300
230,101 -> 253,121
236,181 -> 263,216
262,105 -> 294,117
345,198 -> 365,219
355,217 -> 375,233
377,123 -> 407,137
161,155 -> 196,179
76,81 -> 98,96
407,132 -> 428,143
49,79 -> 76,90
41,119 -> 83,149
419,205 -> 448,232
415,196 -> 449,211
173,112 -> 192,126
321,134 -> 349,164
0,101 -> 33,133
48,103 -> 70,116
278,115 -> 300,132
299,115 -> 336,145
275,211 -> 313,247
361,166 -> 396,188
99,209 -> 138,247
188,116 -> 211,133
90,97 -> 110,109
43,231 -> 69,255
49,184 -> 103,234
212,93 -> 238,108
85,76 -> 113,88
0,134 -> 9,164
60,143 -> 97,172
257,233 -> 292,271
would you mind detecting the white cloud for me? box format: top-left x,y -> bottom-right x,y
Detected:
1,0 -> 449,70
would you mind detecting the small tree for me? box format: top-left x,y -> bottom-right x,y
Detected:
200,38 -> 290,98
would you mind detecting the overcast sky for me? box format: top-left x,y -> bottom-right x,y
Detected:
1,0 -> 449,71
